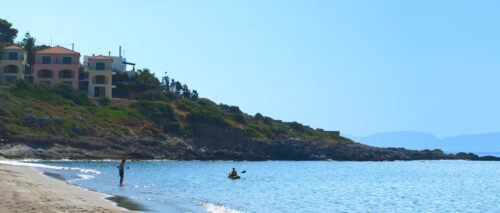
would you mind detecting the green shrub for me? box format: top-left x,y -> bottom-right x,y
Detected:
0,108 -> 9,117
131,101 -> 177,122
271,123 -> 289,135
255,113 -> 264,120
164,122 -> 181,134
196,98 -> 216,107
245,126 -> 265,139
219,104 -> 242,114
176,103 -> 191,112
186,110 -> 228,127
139,90 -> 165,101
51,84 -> 92,106
287,121 -> 306,132
98,97 -> 111,106
254,113 -> 273,124
13,79 -> 30,90
233,113 -> 246,124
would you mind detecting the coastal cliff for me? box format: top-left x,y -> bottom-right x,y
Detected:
0,81 -> 497,161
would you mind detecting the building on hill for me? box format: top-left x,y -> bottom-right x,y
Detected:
83,46 -> 136,95
84,55 -> 115,98
33,46 -> 80,89
83,46 -> 128,72
0,44 -> 27,83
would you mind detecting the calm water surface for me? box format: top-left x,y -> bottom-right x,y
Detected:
34,160 -> 500,213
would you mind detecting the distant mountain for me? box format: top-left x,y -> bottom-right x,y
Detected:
353,131 -> 500,155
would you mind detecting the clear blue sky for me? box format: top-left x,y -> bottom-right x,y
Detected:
2,0 -> 500,137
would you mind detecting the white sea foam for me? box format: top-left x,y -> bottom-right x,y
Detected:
0,160 -> 101,174
196,201 -> 246,213
77,174 -> 95,180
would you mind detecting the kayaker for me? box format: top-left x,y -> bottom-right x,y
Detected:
229,168 -> 238,177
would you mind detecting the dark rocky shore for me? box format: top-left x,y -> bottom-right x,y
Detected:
0,131 -> 497,161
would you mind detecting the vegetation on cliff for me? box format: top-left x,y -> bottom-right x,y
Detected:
0,78 -> 340,143
1,80 -> 496,161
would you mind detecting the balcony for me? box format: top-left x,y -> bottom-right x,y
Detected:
36,60 -> 79,65
0,55 -> 24,61
86,65 -> 113,71
92,77 -> 109,85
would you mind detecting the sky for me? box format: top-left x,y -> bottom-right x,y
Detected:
2,0 -> 500,138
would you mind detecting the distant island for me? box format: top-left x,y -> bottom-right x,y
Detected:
352,131 -> 500,156
0,18 -> 498,161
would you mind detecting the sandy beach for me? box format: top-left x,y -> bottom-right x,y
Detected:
0,162 -> 128,213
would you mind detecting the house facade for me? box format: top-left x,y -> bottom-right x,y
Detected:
0,44 -> 27,82
33,46 -> 80,89
85,55 -> 115,98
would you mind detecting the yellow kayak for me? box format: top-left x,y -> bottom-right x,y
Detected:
228,175 -> 240,179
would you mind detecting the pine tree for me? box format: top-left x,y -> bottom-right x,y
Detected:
191,90 -> 199,100
174,81 -> 183,96
161,72 -> 170,92
182,84 -> 191,98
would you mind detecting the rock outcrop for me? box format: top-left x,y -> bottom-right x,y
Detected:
0,124 -> 497,161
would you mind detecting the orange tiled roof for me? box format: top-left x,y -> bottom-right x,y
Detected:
3,44 -> 24,50
36,46 -> 80,55
88,55 -> 113,60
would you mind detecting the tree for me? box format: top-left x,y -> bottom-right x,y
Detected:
174,81 -> 182,96
181,84 -> 191,99
191,90 -> 199,100
133,68 -> 161,91
170,79 -> 176,92
255,113 -> 264,120
34,44 -> 50,52
161,72 -> 170,92
0,18 -> 18,44
127,68 -> 164,100
18,32 -> 36,81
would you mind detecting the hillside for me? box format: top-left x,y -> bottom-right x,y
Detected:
0,81 -> 497,161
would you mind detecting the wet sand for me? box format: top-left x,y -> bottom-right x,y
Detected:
0,163 -> 129,213
107,196 -> 149,212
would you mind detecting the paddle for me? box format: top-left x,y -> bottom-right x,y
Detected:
241,171 -> 246,174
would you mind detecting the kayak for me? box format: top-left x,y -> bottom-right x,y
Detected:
228,175 -> 240,179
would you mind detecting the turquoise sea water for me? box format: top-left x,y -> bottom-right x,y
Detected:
31,160 -> 499,213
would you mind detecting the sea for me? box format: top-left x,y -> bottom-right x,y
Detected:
9,160 -> 500,212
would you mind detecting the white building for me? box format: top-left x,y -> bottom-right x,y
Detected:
83,46 -> 127,72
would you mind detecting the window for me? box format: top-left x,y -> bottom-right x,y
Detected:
8,52 -> 18,60
61,81 -> 73,86
62,57 -> 72,64
94,87 -> 105,97
5,76 -> 17,83
4,65 -> 18,73
94,75 -> 106,84
95,62 -> 105,70
79,72 -> 88,80
38,69 -> 53,78
59,70 -> 73,79
42,56 -> 51,64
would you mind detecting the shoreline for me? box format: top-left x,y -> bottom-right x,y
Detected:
0,161 -> 133,213
4,157 -> 500,162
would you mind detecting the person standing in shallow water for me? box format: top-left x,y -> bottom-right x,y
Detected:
117,159 -> 126,186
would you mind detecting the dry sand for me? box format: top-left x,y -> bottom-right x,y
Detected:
0,163 -> 129,213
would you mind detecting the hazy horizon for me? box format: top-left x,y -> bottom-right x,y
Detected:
2,0 -> 500,138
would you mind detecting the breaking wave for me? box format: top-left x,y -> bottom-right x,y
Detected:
0,159 -> 101,174
196,201 -> 246,213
